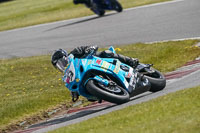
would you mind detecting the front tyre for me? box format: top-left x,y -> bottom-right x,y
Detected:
114,1 -> 123,12
143,68 -> 166,92
86,80 -> 130,104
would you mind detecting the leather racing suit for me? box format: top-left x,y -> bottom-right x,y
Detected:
69,45 -> 139,68
69,45 -> 139,102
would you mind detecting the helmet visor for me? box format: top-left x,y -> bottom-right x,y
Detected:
55,57 -> 68,72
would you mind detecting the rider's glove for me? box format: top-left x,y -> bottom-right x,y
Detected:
130,58 -> 139,68
85,45 -> 98,54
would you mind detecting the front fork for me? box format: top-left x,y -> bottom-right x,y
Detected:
93,75 -> 110,86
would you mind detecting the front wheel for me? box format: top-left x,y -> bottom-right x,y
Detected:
142,68 -> 166,92
86,80 -> 130,104
113,0 -> 123,12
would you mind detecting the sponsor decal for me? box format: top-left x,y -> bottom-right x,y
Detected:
81,60 -> 86,66
113,61 -> 120,74
129,72 -> 137,90
88,60 -> 92,65
76,78 -> 80,82
63,63 -> 76,83
126,67 -> 133,78
124,80 -> 129,88
96,59 -> 102,65
101,61 -> 110,71
126,72 -> 132,78
76,59 -> 80,68
66,71 -> 73,83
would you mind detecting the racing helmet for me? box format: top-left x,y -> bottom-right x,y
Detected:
51,49 -> 68,72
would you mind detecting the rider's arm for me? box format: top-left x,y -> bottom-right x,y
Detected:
69,45 -> 98,58
69,46 -> 88,58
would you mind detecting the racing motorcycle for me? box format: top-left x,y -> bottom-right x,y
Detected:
62,46 -> 166,104
86,0 -> 123,16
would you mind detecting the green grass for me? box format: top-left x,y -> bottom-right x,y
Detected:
0,40 -> 200,130
0,56 -> 71,128
0,0 -> 170,31
50,86 -> 200,133
115,40 -> 200,72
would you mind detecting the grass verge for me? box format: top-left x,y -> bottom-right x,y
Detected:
0,0 -> 171,31
50,86 -> 200,133
0,40 -> 200,131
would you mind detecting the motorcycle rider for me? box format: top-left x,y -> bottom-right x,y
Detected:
51,45 -> 139,72
51,45 -> 139,102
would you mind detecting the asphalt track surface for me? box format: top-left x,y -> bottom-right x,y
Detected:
0,0 -> 200,59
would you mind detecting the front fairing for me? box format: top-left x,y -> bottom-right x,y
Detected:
62,54 -> 82,91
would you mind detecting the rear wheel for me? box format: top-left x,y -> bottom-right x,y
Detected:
143,68 -> 166,92
90,6 -> 105,16
86,80 -> 130,104
98,10 -> 105,16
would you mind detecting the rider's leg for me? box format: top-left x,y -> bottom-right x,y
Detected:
115,53 -> 139,68
96,50 -> 139,68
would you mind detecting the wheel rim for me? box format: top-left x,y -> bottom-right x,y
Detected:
96,82 -> 126,95
144,68 -> 162,79
147,71 -> 161,78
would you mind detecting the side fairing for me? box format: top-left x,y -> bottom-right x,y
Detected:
63,55 -> 134,98
83,57 -> 130,90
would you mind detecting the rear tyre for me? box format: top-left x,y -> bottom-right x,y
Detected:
143,68 -> 166,92
86,80 -> 130,104
90,7 -> 105,16
98,10 -> 105,16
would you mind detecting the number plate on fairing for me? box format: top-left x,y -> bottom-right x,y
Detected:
63,63 -> 76,84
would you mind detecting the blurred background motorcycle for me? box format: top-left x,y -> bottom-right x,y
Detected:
74,0 -> 123,16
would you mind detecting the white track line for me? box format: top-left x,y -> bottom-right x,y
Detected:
145,37 -> 200,44
125,0 -> 185,11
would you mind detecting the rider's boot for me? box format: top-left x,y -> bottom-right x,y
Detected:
71,91 -> 79,102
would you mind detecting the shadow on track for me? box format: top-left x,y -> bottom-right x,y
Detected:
44,13 -> 116,32
29,105 -> 115,129
28,92 -> 152,129
130,92 -> 152,101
